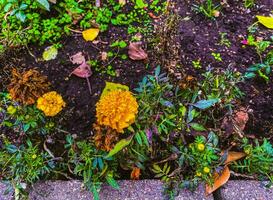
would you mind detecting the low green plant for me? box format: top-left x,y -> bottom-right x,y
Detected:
0,92 -> 53,135
0,139 -> 55,199
244,0 -> 255,8
192,0 -> 220,19
232,138 -> 273,183
65,135 -> 119,200
211,52 -> 222,62
192,60 -> 202,69
218,32 -> 231,47
244,35 -> 273,82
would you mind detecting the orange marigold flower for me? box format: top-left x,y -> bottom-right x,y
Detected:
96,90 -> 138,133
37,91 -> 66,117
130,167 -> 141,180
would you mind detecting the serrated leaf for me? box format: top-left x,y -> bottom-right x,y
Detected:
257,15 -> 273,29
152,164 -> 161,172
36,0 -> 50,11
105,135 -> 133,158
82,28 -> 99,41
43,45 -> 58,61
193,99 -> 219,110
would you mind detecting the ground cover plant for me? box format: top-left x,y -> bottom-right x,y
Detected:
0,0 -> 273,200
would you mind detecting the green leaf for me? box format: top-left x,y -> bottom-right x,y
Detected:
106,176 -> 119,189
4,3 -> 12,12
42,45 -> 58,61
135,132 -> 142,145
105,135 -> 133,158
244,72 -> 256,79
140,131 -> 149,146
101,82 -> 129,98
15,11 -> 26,22
189,123 -> 206,131
135,0 -> 148,8
192,99 -> 219,110
36,0 -> 50,11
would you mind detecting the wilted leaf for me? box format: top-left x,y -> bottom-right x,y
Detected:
70,52 -> 86,64
233,108 -> 249,131
257,16 -> 273,29
82,28 -> 100,41
223,151 -> 246,165
206,166 -> 230,195
130,167 -> 141,180
43,46 -> 58,61
192,99 -> 219,110
101,82 -> 129,98
71,62 -> 92,78
105,135 -> 133,158
128,42 -> 148,60
119,0 -> 126,5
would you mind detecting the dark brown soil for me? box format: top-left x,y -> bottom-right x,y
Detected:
0,0 -> 273,145
175,0 -> 273,141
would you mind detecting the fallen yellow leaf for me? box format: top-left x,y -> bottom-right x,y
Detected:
206,166 -> 230,195
82,28 -> 100,41
257,16 -> 273,29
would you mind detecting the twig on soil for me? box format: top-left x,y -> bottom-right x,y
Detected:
43,141 -> 55,158
86,77 -> 92,95
102,48 -> 120,68
25,45 -> 39,62
230,170 -> 255,180
52,170 -> 73,180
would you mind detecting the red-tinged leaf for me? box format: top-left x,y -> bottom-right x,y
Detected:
70,52 -> 86,65
206,166 -> 230,195
233,108 -> 249,131
130,167 -> 141,180
148,12 -> 160,19
128,42 -> 148,60
72,62 -> 92,78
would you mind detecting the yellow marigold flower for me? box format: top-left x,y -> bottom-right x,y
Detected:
196,172 -> 202,177
7,105 -> 17,115
203,167 -> 210,174
197,143 -> 205,151
37,91 -> 66,117
96,90 -> 138,133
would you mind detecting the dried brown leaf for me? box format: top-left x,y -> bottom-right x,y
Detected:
206,166 -> 230,195
128,42 -> 148,60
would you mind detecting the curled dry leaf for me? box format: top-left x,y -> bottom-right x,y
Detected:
72,62 -> 92,78
221,107 -> 249,137
101,51 -> 108,61
206,166 -> 230,195
233,108 -> 249,131
70,52 -> 86,65
130,167 -> 141,180
128,42 -> 148,60
223,151 -> 246,165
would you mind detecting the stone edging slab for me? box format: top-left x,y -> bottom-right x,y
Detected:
0,180 -> 212,200
1,180 -> 273,200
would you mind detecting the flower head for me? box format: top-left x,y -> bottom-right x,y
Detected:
37,91 -> 66,117
203,167 -> 210,174
197,143 -> 205,151
7,105 -> 17,115
96,90 -> 138,133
